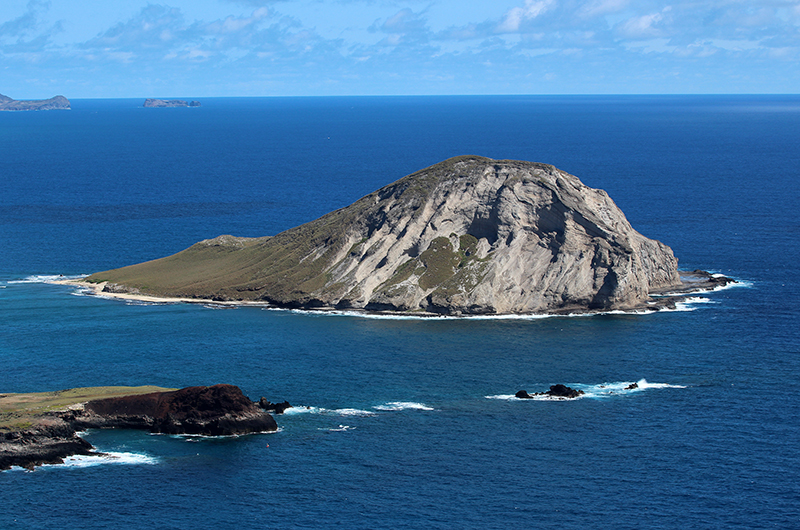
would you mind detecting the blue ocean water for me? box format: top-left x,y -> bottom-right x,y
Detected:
1,96 -> 799,529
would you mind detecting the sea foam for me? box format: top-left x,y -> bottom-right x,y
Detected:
8,274 -> 87,284
320,425 -> 355,432
281,405 -> 375,417
486,379 -> 686,401
373,401 -> 435,411
34,451 -> 159,470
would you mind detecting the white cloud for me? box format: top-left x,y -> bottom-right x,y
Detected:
208,7 -> 270,34
0,0 -> 48,38
3,0 -> 800,96
615,10 -> 667,40
496,0 -> 555,33
579,0 -> 630,18
0,0 -> 63,53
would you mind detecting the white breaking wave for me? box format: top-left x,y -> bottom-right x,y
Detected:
659,274 -> 753,297
281,405 -> 322,415
634,379 -> 687,390
262,306 -> 663,321
484,393 -> 586,401
373,401 -> 434,411
671,296 -> 718,312
712,278 -> 754,291
8,274 -> 87,284
335,408 -> 377,416
38,451 -> 159,470
486,379 -> 686,401
320,425 -> 355,432
282,402 -> 434,415
281,405 -> 375,417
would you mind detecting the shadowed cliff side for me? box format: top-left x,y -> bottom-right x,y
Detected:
71,384 -> 277,435
1,385 -> 278,470
86,156 -> 685,314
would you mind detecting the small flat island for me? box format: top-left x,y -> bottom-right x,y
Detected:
1,384 -> 283,471
0,93 -> 70,111
143,98 -> 201,108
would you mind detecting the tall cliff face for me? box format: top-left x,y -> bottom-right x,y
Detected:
88,156 -> 682,314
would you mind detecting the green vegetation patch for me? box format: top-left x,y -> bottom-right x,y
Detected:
418,237 -> 461,290
0,386 -> 176,431
458,234 -> 479,264
80,156 -> 510,305
431,260 -> 491,299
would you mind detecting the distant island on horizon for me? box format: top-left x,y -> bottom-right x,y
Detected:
143,98 -> 201,108
0,93 -> 70,111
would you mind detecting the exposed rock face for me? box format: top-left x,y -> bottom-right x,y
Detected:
516,385 -> 585,399
143,99 -> 200,108
259,397 -> 292,414
0,93 -> 70,111
544,384 -> 585,398
0,421 -> 93,471
1,385 -> 278,470
87,156 -> 684,314
73,384 -> 277,435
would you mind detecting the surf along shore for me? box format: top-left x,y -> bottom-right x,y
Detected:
1,384 -> 280,471
51,273 -> 736,316
52,279 -> 263,306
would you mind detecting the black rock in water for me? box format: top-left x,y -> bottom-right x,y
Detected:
545,384 -> 584,398
515,385 -> 585,399
259,397 -> 292,414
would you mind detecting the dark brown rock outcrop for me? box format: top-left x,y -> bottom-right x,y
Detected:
0,421 -> 93,471
1,385 -> 278,471
74,384 -> 277,435
516,384 -> 585,399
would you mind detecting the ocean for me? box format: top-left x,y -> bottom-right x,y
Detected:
1,96 -> 798,529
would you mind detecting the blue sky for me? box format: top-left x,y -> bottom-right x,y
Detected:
2,0 -> 799,97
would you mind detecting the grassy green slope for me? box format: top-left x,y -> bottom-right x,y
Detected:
0,386 -> 176,431
85,156 -> 494,303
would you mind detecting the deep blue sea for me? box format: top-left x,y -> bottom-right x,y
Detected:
1,96 -> 799,529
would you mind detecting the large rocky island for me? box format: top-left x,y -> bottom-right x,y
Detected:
0,93 -> 70,111
84,156 -> 729,315
1,385 -> 279,471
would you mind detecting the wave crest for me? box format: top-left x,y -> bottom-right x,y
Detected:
37,451 -> 159,470
487,379 -> 686,401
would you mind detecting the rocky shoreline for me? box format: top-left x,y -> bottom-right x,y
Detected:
55,268 -> 735,318
1,384 -> 286,471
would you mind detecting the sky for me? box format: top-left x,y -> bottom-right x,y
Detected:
2,0 -> 799,98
